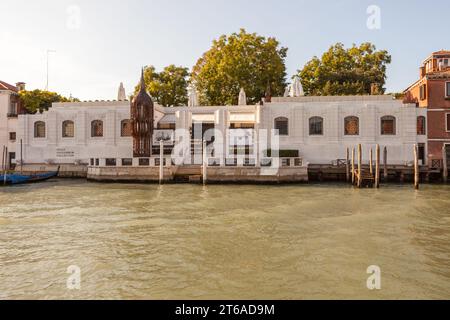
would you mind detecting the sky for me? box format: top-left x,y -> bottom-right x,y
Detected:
0,0 -> 449,101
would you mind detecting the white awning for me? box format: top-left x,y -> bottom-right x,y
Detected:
192,114 -> 215,122
230,113 -> 255,123
159,114 -> 176,123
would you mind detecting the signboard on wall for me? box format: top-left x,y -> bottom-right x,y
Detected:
56,148 -> 75,158
153,130 -> 175,146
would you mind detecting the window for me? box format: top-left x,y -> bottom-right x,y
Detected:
8,102 -> 17,115
121,119 -> 132,137
9,132 -> 16,141
420,84 -> 427,100
105,158 -> 117,166
417,116 -> 426,135
309,117 -> 323,135
446,82 -> 450,98
139,158 -> 150,166
122,158 -> 133,166
446,114 -> 450,132
34,121 -> 46,138
274,117 -> 289,136
381,116 -> 396,135
62,120 -> 75,138
344,116 -> 359,136
91,120 -> 103,137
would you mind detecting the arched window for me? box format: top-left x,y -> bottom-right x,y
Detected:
381,116 -> 396,135
121,119 -> 132,137
309,117 -> 323,135
344,116 -> 359,136
91,120 -> 103,137
62,120 -> 75,138
417,116 -> 426,135
274,117 -> 289,136
34,121 -> 46,138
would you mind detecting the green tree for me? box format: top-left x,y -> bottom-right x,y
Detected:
191,29 -> 288,106
298,43 -> 391,96
19,90 -> 77,113
137,65 -> 189,107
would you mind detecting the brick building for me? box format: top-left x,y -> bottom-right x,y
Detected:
404,50 -> 450,169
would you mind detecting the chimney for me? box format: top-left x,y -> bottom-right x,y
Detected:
16,82 -> 26,91
419,66 -> 426,78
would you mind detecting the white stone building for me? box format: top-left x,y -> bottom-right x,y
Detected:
16,92 -> 427,172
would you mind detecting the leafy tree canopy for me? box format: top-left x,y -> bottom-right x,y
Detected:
136,65 -> 189,107
19,90 -> 77,113
298,42 -> 391,96
191,29 -> 288,105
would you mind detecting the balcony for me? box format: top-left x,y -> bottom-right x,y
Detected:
7,112 -> 18,118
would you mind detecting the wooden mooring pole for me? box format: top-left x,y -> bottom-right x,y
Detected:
375,144 -> 380,188
414,144 -> 420,190
351,147 -> 355,185
369,148 -> 374,175
383,146 -> 388,182
2,146 -> 5,185
357,144 -> 362,188
159,140 -> 164,185
2,146 -> 7,186
20,139 -> 23,174
443,145 -> 448,183
202,140 -> 207,185
346,148 -> 350,182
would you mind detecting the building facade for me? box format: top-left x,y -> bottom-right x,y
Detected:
16,94 -> 426,171
0,80 -> 25,169
404,50 -> 450,169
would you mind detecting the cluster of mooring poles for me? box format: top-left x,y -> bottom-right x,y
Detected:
346,144 -> 422,189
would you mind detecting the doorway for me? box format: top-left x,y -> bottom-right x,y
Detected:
418,144 -> 425,166
9,152 -> 16,170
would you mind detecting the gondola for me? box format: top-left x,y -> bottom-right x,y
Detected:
1,167 -> 60,186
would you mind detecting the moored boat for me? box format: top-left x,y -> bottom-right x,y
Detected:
1,167 -> 60,186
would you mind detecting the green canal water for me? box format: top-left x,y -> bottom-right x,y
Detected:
1,180 -> 450,300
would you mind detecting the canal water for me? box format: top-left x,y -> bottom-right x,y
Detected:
1,180 -> 449,300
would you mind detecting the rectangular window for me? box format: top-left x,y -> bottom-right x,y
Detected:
121,158 -> 133,166
90,158 -> 94,166
95,159 -> 99,166
446,114 -> 450,132
381,117 -> 396,135
9,132 -> 16,141
8,102 -> 17,115
105,158 -> 117,166
155,158 -> 166,166
139,158 -> 150,166
420,84 -> 427,100
446,82 -> 450,98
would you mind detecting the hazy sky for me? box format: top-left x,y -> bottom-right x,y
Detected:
0,0 -> 448,100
